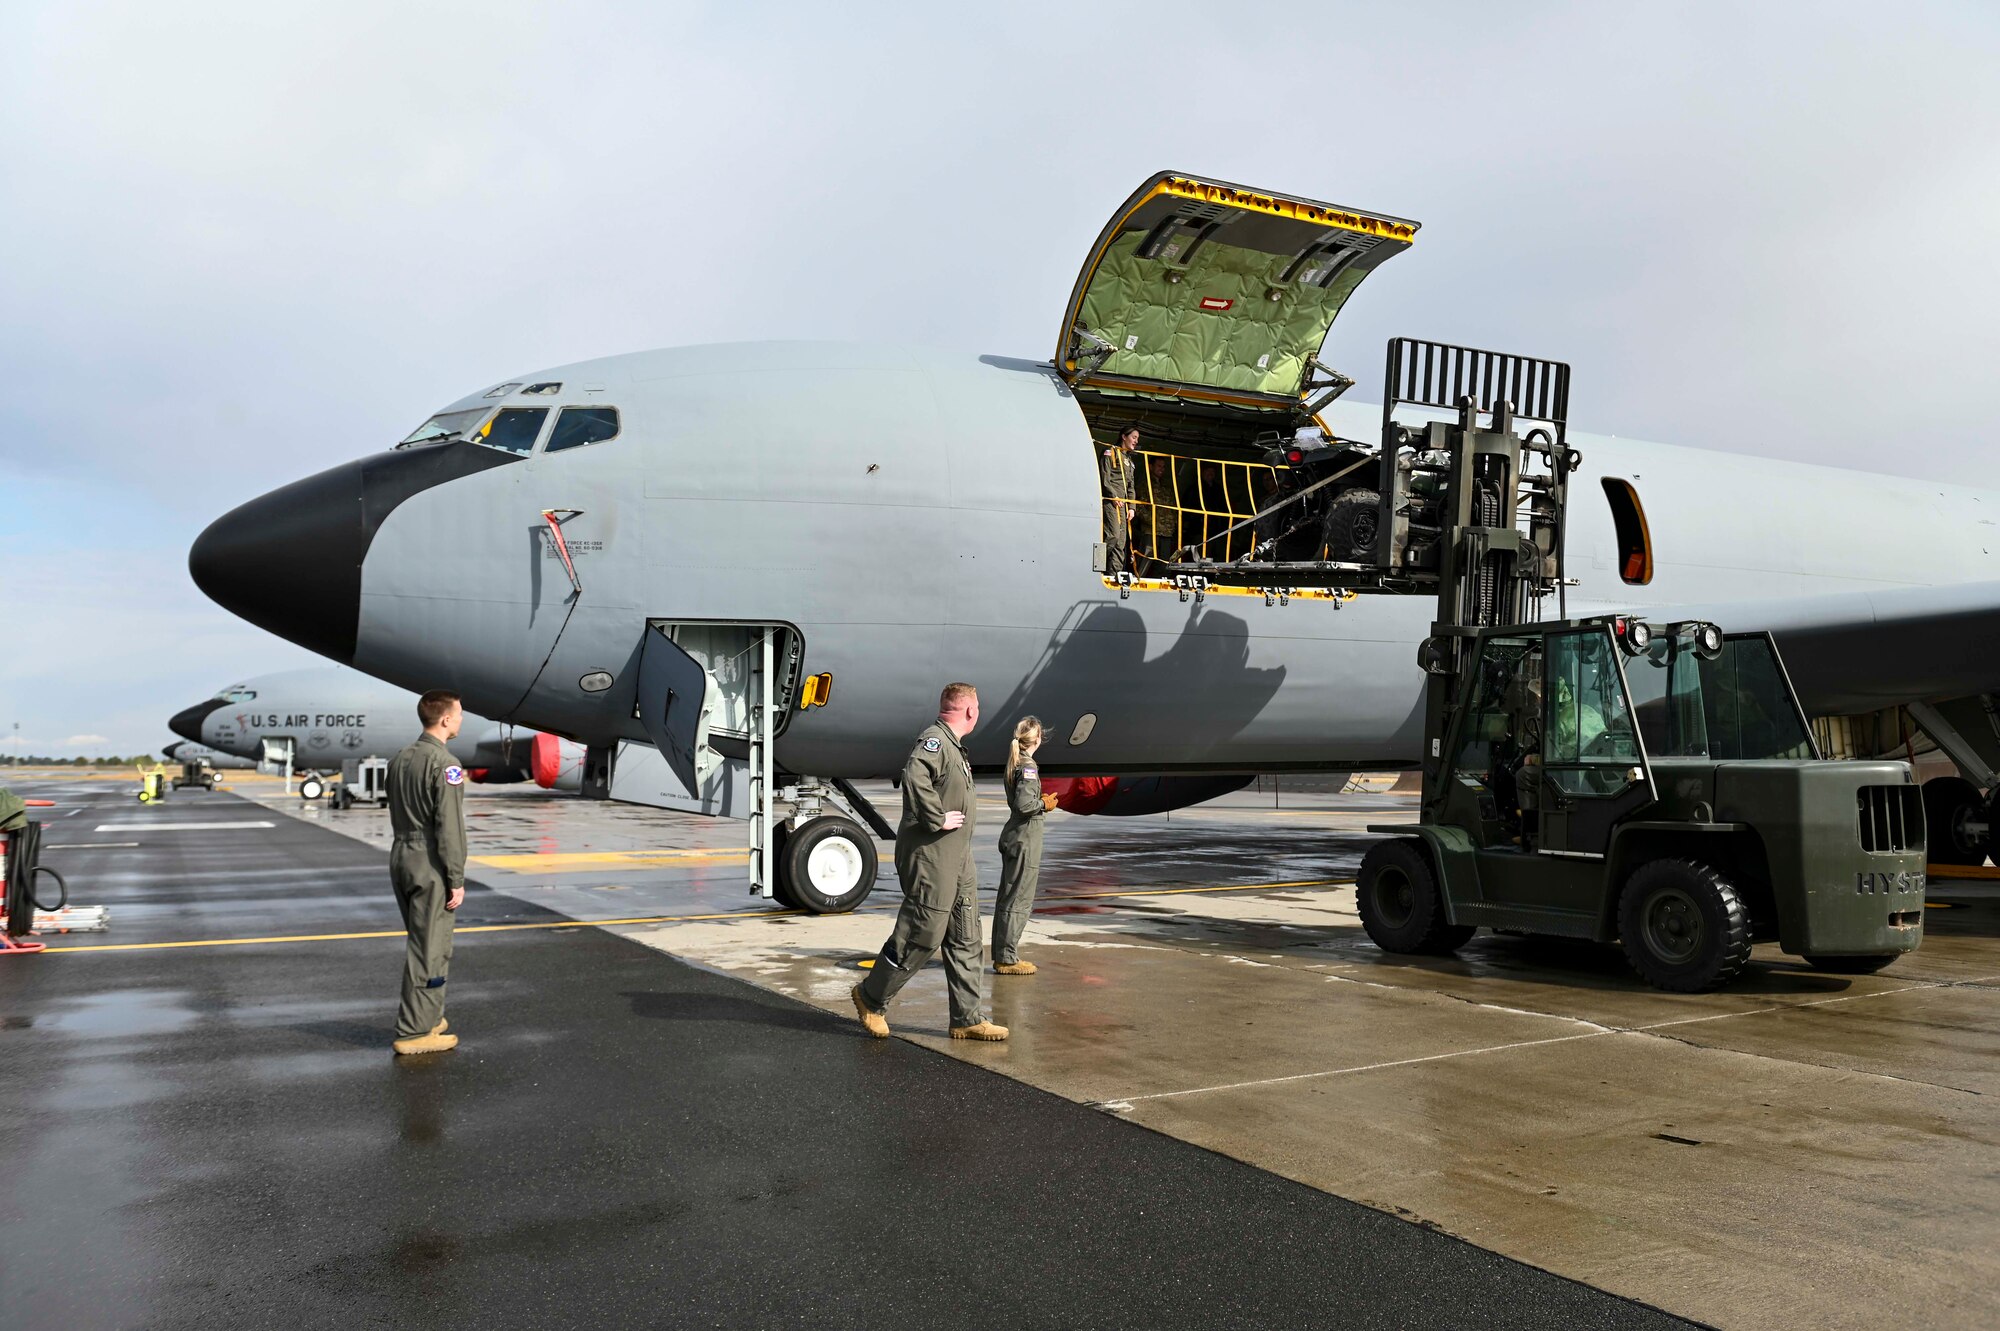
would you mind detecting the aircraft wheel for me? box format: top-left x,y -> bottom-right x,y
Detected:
299,776 -> 325,801
767,821 -> 798,907
1803,953 -> 1898,975
776,816 -> 877,914
1617,858 -> 1751,992
1356,838 -> 1474,954
1922,777 -> 1986,865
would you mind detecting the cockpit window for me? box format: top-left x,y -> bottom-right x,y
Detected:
220,687 -> 256,703
478,407 -> 549,454
545,407 -> 620,454
483,382 -> 523,399
400,407 -> 491,447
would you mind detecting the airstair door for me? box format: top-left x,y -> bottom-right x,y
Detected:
258,736 -> 295,775
635,624 -> 717,794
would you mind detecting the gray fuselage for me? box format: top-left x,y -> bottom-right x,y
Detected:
201,342 -> 2000,777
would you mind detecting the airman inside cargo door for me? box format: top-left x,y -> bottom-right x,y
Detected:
1102,425 -> 1139,574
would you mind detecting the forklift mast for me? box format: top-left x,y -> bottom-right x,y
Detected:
1376,340 -> 1574,813
1279,337 -> 1577,814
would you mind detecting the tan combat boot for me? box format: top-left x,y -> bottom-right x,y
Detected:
994,960 -> 1037,975
950,1020 -> 1009,1041
392,1032 -> 459,1056
851,985 -> 889,1039
430,1018 -> 449,1036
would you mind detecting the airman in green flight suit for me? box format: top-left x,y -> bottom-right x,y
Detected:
386,690 -> 469,1056
853,683 -> 1008,1041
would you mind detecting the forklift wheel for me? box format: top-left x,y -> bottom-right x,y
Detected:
1802,953 -> 1898,975
1617,859 -> 1751,992
299,777 -> 325,801
1357,839 -> 1475,955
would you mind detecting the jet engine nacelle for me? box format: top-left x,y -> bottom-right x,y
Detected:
531,732 -> 587,792
1041,774 -> 1259,816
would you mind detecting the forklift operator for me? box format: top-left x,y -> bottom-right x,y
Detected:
1490,650 -> 1544,844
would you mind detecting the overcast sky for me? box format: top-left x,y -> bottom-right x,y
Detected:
3,1 -> 1997,754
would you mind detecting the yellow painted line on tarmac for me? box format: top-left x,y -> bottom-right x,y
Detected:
42,879 -> 1350,955
40,907 -> 802,953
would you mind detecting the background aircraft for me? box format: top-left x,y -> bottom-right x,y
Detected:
187,173 -> 2000,904
159,740 -> 255,771
168,666 -> 585,794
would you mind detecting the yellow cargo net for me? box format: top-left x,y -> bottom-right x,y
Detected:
1125,448 -> 1284,565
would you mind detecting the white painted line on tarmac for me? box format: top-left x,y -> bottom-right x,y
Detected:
43,842 -> 142,850
93,821 -> 276,832
1097,1029 -> 1613,1108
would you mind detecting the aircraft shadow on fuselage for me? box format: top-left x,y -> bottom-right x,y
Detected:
977,598 -> 1284,767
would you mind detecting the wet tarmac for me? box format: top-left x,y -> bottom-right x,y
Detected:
0,773 -> 1701,1330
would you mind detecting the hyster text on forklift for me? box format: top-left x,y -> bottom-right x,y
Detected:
1248,336 -> 1924,991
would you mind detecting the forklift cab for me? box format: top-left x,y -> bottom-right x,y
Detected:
1443,621 -> 1656,862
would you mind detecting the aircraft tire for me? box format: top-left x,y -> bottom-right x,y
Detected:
768,821 -> 799,908
1802,953 -> 1898,974
777,816 -> 877,914
1322,488 -> 1381,561
299,776 -> 325,801
1922,776 -> 1986,866
1356,838 -> 1474,954
1617,858 -> 1751,992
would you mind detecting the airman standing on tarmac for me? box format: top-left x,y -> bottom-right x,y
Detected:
852,683 -> 1009,1041
1102,425 -> 1140,575
386,690 -> 468,1056
993,716 -> 1060,976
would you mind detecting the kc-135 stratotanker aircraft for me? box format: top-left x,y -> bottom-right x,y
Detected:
189,172 -> 2000,911
167,667 -> 585,794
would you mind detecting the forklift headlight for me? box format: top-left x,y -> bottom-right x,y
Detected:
1417,636 -> 1453,676
1691,622 -> 1724,659
1616,618 -> 1652,656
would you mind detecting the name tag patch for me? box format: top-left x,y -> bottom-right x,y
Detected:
922,738 -> 941,753
445,765 -> 465,785
1021,765 -> 1038,777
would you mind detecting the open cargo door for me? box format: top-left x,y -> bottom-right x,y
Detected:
1058,172 -> 1418,415
636,624 -> 718,794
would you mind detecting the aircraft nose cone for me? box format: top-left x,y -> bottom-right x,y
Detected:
168,700 -> 225,744
189,460 -> 367,664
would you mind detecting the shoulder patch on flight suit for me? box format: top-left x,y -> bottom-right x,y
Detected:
1021,764 -> 1037,777
444,765 -> 465,785
922,737 -> 941,753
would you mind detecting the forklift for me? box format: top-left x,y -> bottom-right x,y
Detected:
1279,338 -> 1925,990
